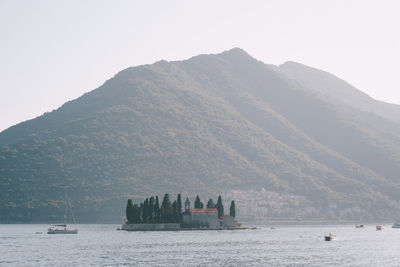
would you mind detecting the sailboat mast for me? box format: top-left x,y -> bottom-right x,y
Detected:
64,189 -> 68,225
65,190 -> 77,225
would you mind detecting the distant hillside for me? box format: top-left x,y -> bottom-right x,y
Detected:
1,48 -> 400,222
279,61 -> 400,125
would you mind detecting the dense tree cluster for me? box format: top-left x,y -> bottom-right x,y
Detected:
126,194 -> 235,224
126,193 -> 182,224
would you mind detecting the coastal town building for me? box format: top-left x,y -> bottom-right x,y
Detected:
225,188 -> 315,221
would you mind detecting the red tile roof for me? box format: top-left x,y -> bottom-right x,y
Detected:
189,208 -> 218,213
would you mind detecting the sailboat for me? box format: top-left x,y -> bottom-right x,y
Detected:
48,190 -> 78,234
47,224 -> 78,234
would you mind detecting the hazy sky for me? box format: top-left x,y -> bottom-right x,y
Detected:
1,0 -> 399,132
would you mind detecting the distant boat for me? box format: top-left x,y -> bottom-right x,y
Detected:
324,232 -> 334,241
355,224 -> 365,228
47,190 -> 78,234
376,225 -> 383,231
392,223 -> 400,228
48,224 -> 78,234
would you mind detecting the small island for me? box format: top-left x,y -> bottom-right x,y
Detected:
121,193 -> 242,231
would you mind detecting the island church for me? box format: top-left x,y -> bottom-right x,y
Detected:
182,197 -> 219,228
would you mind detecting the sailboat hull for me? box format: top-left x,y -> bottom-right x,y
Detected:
48,229 -> 78,234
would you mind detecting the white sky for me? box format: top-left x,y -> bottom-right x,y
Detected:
1,0 -> 399,132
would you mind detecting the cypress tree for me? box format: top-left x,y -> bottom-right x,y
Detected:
149,196 -> 155,222
172,200 -> 178,223
143,198 -> 149,223
206,198 -> 215,209
155,196 -> 160,223
133,204 -> 140,223
126,199 -> 134,223
229,200 -> 236,218
161,193 -> 172,223
217,195 -> 224,218
194,195 -> 203,209
177,194 -> 182,222
139,203 -> 144,223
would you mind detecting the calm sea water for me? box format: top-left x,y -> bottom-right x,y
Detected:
1,224 -> 399,266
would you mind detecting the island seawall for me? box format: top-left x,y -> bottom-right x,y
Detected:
121,223 -> 181,231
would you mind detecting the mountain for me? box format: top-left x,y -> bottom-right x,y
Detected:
1,48 -> 400,222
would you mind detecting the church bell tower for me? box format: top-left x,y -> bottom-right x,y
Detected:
185,197 -> 191,213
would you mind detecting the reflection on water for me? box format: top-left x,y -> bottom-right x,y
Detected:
0,224 -> 399,266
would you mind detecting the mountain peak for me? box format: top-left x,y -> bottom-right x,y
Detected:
224,47 -> 249,55
219,47 -> 253,59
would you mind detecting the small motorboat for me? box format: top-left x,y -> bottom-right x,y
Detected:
376,225 -> 383,231
47,224 -> 78,234
392,222 -> 400,228
355,224 -> 365,228
324,232 -> 334,241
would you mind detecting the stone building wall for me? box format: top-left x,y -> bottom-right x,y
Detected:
191,212 -> 218,229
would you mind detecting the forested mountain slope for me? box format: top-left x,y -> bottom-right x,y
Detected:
1,48 -> 400,222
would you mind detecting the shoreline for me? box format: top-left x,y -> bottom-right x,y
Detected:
118,227 -> 256,232
1,220 -> 398,225
119,223 -> 257,231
